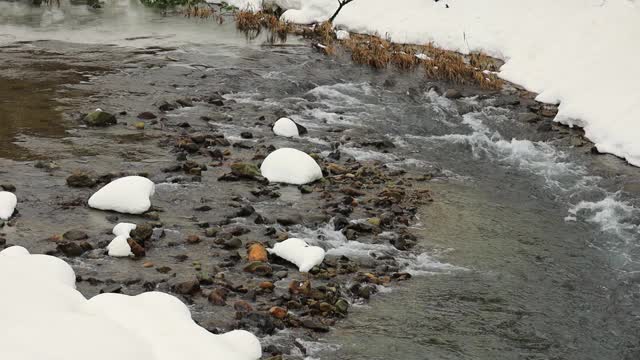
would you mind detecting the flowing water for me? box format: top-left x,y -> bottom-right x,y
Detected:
1,1 -> 640,359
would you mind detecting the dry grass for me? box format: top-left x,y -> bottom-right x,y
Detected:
343,34 -> 391,69
234,10 -> 293,43
469,51 -> 498,72
422,48 -> 503,89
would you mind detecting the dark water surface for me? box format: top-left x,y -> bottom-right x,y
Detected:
1,2 -> 640,359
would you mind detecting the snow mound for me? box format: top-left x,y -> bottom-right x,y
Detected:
273,117 -> 300,137
0,246 -> 262,360
0,191 -> 17,220
270,238 -> 325,272
335,29 -> 350,40
108,223 -> 137,257
89,176 -> 155,214
260,148 -> 323,185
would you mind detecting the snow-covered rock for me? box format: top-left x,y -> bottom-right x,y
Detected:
335,29 -> 350,40
113,222 -> 137,237
270,238 -> 325,272
272,117 -> 300,137
107,223 -> 138,257
260,148 -> 323,185
0,191 -> 17,220
88,176 -> 155,214
107,235 -> 133,257
0,246 -> 262,360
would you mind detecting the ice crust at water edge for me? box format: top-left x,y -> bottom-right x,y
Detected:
0,246 -> 262,360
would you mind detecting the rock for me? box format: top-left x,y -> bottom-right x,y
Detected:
63,230 -> 88,241
137,112 -> 157,120
299,185 -> 313,194
233,300 -> 254,313
243,261 -> 273,276
537,120 -> 553,132
259,281 -> 274,290
223,237 -> 243,250
176,98 -> 193,107
444,89 -> 463,99
236,205 -> 255,217
540,106 -> 558,117
260,148 -> 323,185
335,298 -> 349,314
517,112 -> 540,123
185,235 -> 201,244
208,289 -> 227,306
247,243 -> 268,262
333,215 -> 349,231
300,317 -> 329,332
134,121 -> 145,130
240,131 -> 253,139
130,223 -> 153,244
205,227 -> 219,237
157,100 -> 176,112
0,184 -> 16,192
230,162 -> 261,179
367,217 -> 381,227
100,284 -> 123,294
172,278 -> 200,295
66,172 -> 96,188
57,241 -> 92,257
83,110 -> 116,127
126,238 -> 146,257
269,306 -> 288,319
276,214 -> 302,226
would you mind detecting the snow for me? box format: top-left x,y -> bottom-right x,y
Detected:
335,29 -> 349,40
0,191 -> 17,220
261,0 -> 640,167
269,238 -> 325,272
260,148 -> 323,185
272,117 -> 300,137
0,246 -> 262,360
89,176 -> 155,214
113,222 -> 137,237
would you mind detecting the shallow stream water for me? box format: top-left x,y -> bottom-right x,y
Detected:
1,1 -> 639,359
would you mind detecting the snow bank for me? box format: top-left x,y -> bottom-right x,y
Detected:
275,0 -> 640,166
89,176 -> 155,214
273,117 -> 300,137
260,148 -> 323,185
0,246 -> 261,360
270,238 -> 325,272
0,191 -> 17,220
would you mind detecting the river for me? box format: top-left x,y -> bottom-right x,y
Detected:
1,1 -> 639,359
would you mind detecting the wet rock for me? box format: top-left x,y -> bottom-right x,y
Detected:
444,89 -> 463,99
0,184 -> 16,192
335,298 -> 349,314
172,277 -> 200,295
194,205 -> 212,212
299,185 -> 313,194
100,284 -> 123,294
333,215 -> 349,231
276,214 -> 302,226
233,300 -> 254,313
157,100 -> 177,112
57,241 -> 92,257
62,229 -> 88,241
300,317 -> 329,332
66,172 -> 96,188
223,237 -> 243,250
176,98 -> 193,107
127,238 -> 146,257
243,261 -> 273,276
269,306 -> 288,319
540,105 -> 558,117
137,111 -> 157,120
205,227 -> 219,237
247,243 -> 268,262
259,281 -> 274,290
83,110 -> 116,127
208,288 -> 228,306
240,131 -> 253,139
185,234 -> 201,244
236,205 -> 255,217
518,112 -> 540,123
537,120 -> 553,132
230,162 -> 261,178
130,223 -> 153,244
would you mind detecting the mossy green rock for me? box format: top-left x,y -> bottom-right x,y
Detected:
230,162 -> 261,178
83,110 -> 116,127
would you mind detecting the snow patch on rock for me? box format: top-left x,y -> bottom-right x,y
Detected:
260,148 -> 323,185
107,223 -> 138,257
335,29 -> 350,40
89,176 -> 155,214
0,246 -> 262,360
0,191 -> 17,220
270,238 -> 325,272
273,117 -> 300,137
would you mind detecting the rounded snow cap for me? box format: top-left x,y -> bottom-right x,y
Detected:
260,148 -> 323,185
273,117 -> 300,138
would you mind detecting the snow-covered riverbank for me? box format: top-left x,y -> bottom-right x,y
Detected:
225,0 -> 640,166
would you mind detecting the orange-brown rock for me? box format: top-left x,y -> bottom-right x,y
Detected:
247,242 -> 268,262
